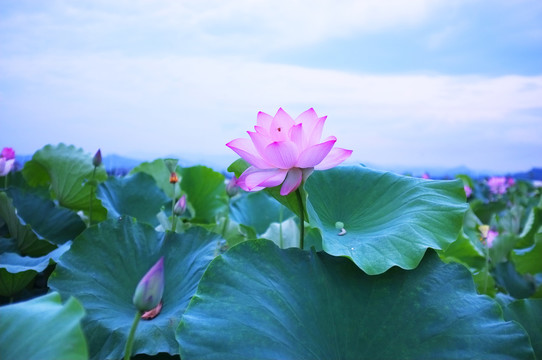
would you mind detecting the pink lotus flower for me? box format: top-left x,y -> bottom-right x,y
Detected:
487,176 -> 508,195
1,147 -> 15,160
0,147 -> 15,177
486,230 -> 498,248
227,108 -> 352,195
464,185 -> 472,198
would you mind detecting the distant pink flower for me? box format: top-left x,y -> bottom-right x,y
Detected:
227,108 -> 352,195
464,185 -> 472,198
0,147 -> 15,176
1,147 -> 15,160
174,195 -> 187,215
421,173 -> 430,179
487,176 -> 508,195
507,177 -> 515,187
486,230 -> 498,248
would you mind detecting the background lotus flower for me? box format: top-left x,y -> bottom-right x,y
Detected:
464,185 -> 472,198
487,176 -> 508,195
1,147 -> 15,160
174,194 -> 187,215
227,108 -> 352,196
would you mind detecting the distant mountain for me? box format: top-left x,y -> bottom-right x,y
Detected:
11,153 -> 542,180
510,168 -> 542,181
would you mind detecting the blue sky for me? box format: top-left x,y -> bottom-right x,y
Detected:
1,0 -> 541,173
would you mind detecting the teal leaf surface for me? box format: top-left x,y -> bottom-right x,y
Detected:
0,292 -> 87,360
97,172 -> 170,226
177,240 -> 534,360
305,165 -> 468,274
49,217 -> 222,360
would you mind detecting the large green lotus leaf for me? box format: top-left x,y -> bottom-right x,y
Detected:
305,165 -> 468,274
512,234 -> 542,275
0,292 -> 87,360
7,187 -> 86,244
130,159 -> 181,199
0,192 -> 56,257
22,143 -> 107,221
49,217 -> 222,360
0,244 -> 70,296
228,158 -> 308,219
97,172 -> 170,226
177,240 -> 534,359
503,299 -> 542,358
180,166 -> 228,223
230,191 -> 294,235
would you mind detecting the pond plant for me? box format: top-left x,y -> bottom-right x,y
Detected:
0,109 -> 541,360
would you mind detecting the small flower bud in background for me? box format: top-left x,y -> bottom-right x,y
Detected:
133,257 -> 165,312
226,176 -> 240,197
169,172 -> 179,184
174,194 -> 187,215
93,149 -> 102,167
464,185 -> 472,198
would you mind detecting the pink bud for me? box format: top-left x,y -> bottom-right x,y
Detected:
133,257 -> 165,312
226,176 -> 240,197
174,195 -> 187,215
93,149 -> 102,167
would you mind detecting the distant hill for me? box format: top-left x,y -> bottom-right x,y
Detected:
11,153 -> 542,180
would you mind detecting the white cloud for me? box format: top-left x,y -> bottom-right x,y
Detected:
1,54 -> 541,171
1,0 -> 462,55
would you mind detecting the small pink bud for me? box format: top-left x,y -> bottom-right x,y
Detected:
133,257 -> 165,312
464,185 -> 472,198
93,149 -> 102,167
174,195 -> 187,215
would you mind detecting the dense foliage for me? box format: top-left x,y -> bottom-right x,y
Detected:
1,143 -> 540,359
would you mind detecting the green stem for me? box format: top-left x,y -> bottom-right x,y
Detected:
295,188 -> 305,249
4,175 -> 7,189
124,310 -> 142,360
171,183 -> 177,233
483,244 -> 490,294
89,167 -> 96,226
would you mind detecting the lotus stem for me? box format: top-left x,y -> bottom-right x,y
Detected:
89,167 -> 96,226
124,310 -> 142,360
171,183 -> 176,233
295,188 -> 305,249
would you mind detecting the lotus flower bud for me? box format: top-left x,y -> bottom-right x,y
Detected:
133,257 -> 165,312
226,176 -> 239,197
93,149 -> 102,167
169,172 -> 179,184
174,195 -> 187,215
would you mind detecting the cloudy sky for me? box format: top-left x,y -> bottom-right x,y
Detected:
1,0 -> 541,173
